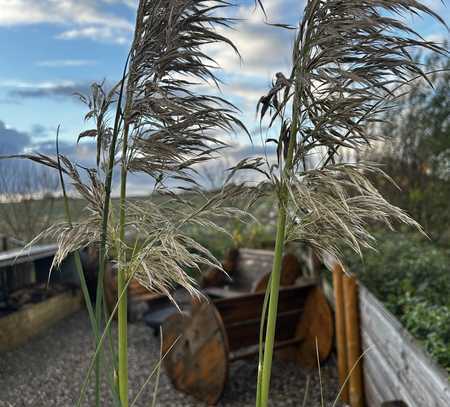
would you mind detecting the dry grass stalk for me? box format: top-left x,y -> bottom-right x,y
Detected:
1,1 -> 255,406
250,1 -> 448,406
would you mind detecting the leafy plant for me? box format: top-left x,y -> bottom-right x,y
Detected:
364,51 -> 450,242
249,1 -> 447,405
345,231 -> 450,373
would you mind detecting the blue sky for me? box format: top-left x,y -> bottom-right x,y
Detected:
0,0 -> 448,193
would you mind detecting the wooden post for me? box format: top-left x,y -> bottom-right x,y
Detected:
333,264 -> 349,403
1,235 -> 7,252
343,273 -> 364,407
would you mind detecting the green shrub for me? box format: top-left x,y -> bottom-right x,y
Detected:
400,294 -> 450,374
345,231 -> 450,374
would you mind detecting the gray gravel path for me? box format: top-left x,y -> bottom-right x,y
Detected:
0,311 -> 344,406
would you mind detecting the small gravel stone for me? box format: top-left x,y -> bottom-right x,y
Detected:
0,311 -> 344,406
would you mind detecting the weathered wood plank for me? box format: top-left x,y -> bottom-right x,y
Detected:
0,290 -> 82,352
359,284 -> 450,407
225,309 -> 302,351
362,331 -> 411,405
0,244 -> 58,269
331,265 -> 349,403
214,285 -> 310,325
363,365 -> 385,407
343,275 -> 364,407
322,257 -> 450,407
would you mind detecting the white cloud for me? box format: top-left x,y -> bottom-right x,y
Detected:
195,0 -> 303,118
0,79 -> 76,89
0,0 -> 133,44
426,33 -> 449,46
0,80 -> 74,89
102,0 -> 137,8
207,0 -> 302,82
57,27 -> 129,45
36,59 -> 97,68
224,80 -> 268,111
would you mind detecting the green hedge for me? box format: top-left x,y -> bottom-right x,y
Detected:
345,231 -> 450,374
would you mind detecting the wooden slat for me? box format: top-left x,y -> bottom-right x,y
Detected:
0,244 -> 58,269
322,256 -> 450,407
203,287 -> 244,299
359,284 -> 450,406
343,275 -> 364,407
332,264 -> 349,403
230,337 -> 303,362
225,309 -> 303,351
362,333 -> 402,403
363,364 -> 385,407
213,285 -> 310,325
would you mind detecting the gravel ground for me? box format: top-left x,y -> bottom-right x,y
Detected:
0,311 -> 344,406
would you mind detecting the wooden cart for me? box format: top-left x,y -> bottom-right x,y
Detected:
162,249 -> 334,405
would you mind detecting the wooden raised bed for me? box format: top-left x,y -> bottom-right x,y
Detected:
0,289 -> 82,352
322,257 -> 450,407
0,241 -> 84,353
359,284 -> 450,407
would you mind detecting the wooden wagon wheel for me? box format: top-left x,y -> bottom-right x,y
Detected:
295,286 -> 334,368
162,302 -> 229,405
253,253 -> 303,292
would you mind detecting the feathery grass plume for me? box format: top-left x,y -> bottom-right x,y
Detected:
124,0 -> 247,183
2,1 -> 252,405
80,68 -> 129,407
113,1 -> 249,404
250,1 -> 448,406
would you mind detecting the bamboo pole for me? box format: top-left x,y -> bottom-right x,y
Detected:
342,273 -> 364,407
332,263 -> 349,403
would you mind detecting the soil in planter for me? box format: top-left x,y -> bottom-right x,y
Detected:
0,282 -> 78,318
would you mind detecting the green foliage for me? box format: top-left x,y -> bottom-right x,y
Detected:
345,231 -> 450,373
186,224 -> 232,266
400,294 -> 450,373
366,51 -> 450,242
188,198 -> 277,262
231,221 -> 275,250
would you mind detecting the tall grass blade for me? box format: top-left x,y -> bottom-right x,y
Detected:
94,53 -> 130,407
151,327 -> 164,407
315,337 -> 325,407
256,275 -> 271,406
331,347 -> 373,407
56,128 -> 120,406
130,331 -> 181,407
301,374 -> 311,407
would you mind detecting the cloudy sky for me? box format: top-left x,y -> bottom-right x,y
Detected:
0,0 -> 448,193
